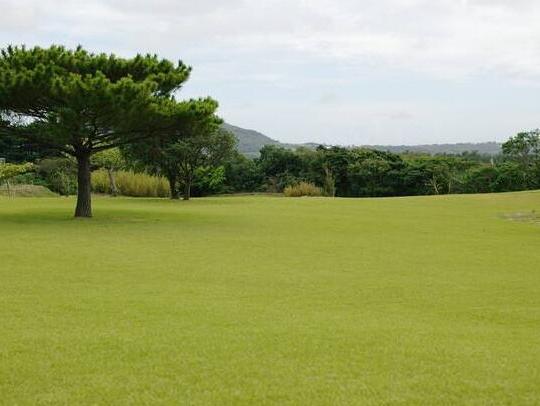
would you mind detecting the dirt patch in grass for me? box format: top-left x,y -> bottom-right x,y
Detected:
501,210 -> 540,225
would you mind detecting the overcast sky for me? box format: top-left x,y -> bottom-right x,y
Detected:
2,0 -> 540,145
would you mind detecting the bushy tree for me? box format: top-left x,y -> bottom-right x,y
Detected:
313,146 -> 351,196
0,45 -> 201,217
401,155 -> 472,195
502,130 -> 540,188
172,127 -> 235,200
347,149 -> 405,196
462,162 -> 528,194
192,166 -> 227,197
222,152 -> 263,193
37,157 -> 78,196
125,113 -> 235,200
91,148 -> 125,196
0,162 -> 34,196
257,145 -> 304,191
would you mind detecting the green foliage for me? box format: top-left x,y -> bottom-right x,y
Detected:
37,157 -> 77,196
91,148 -> 126,196
125,118 -> 235,200
192,166 -> 226,196
91,148 -> 126,170
91,169 -> 169,197
257,145 -> 304,191
250,137 -> 539,198
502,130 -> 540,165
222,151 -> 263,193
0,45 -> 192,152
0,162 -> 34,182
0,132 -> 58,163
462,162 -> 528,193
0,44 -> 202,216
347,149 -> 406,196
0,162 -> 34,197
170,128 -> 235,199
401,155 -> 472,195
283,181 -> 322,197
502,130 -> 540,188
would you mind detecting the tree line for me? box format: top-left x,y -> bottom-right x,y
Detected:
221,131 -> 540,197
4,129 -> 538,200
1,45 -> 539,216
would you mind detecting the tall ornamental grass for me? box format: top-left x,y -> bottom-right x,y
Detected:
92,170 -> 169,197
283,181 -> 323,197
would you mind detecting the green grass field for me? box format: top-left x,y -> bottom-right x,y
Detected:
1,192 -> 539,404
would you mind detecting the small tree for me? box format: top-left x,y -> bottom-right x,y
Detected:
0,45 -> 196,217
0,162 -> 33,196
502,130 -> 540,188
172,128 -> 236,200
92,148 -> 125,196
37,157 -> 77,196
125,112 -> 235,200
502,130 -> 540,167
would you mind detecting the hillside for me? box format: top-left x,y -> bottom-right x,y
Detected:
221,123 -> 281,158
222,123 -> 317,157
223,122 -> 503,157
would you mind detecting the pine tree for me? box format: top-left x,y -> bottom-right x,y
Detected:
0,45 -> 213,217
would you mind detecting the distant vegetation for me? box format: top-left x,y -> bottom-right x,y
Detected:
224,130 -> 539,197
366,141 -> 502,155
224,122 -> 502,157
222,123 -> 317,158
1,129 -> 539,201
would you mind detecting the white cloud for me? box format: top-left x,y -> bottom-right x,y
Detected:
2,0 -> 540,144
4,0 -> 540,79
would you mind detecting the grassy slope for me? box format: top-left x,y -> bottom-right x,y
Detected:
0,184 -> 57,198
1,192 -> 539,405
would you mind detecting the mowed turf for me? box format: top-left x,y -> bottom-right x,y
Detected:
1,192 -> 539,405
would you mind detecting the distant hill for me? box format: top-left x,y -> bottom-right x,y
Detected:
222,123 -> 318,158
222,123 -> 281,158
366,142 -> 502,155
222,123 -> 503,157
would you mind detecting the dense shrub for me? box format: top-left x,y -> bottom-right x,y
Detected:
7,172 -> 48,187
283,182 -> 323,197
37,158 -> 77,196
92,169 -> 169,197
191,166 -> 226,197
222,152 -> 263,193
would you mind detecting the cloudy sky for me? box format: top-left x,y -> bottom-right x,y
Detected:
2,0 -> 540,145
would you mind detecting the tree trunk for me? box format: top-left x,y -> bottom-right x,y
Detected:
183,180 -> 191,201
430,176 -> 439,195
107,168 -> 118,197
75,153 -> 92,218
168,175 -> 179,199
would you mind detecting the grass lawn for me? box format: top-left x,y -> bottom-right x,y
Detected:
1,192 -> 539,404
